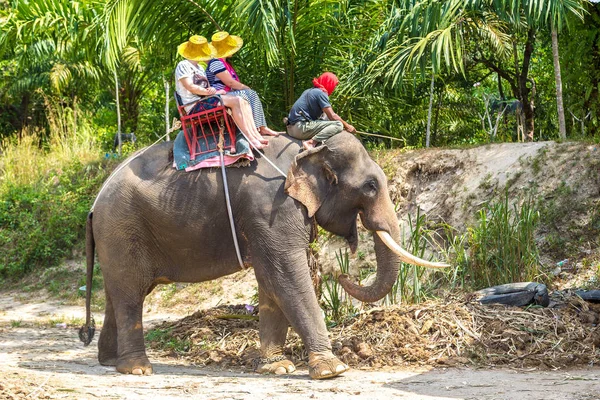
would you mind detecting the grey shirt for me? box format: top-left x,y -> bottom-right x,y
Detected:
288,88 -> 331,124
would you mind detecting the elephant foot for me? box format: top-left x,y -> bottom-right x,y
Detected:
98,355 -> 117,366
308,351 -> 349,380
116,355 -> 153,376
253,355 -> 296,375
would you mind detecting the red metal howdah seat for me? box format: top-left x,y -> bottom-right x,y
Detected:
175,93 -> 237,160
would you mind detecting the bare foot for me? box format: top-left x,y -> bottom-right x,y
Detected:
250,139 -> 267,150
259,126 -> 283,136
302,139 -> 316,150
248,138 -> 264,149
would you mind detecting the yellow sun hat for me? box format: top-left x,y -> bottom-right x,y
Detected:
177,35 -> 217,62
211,31 -> 243,59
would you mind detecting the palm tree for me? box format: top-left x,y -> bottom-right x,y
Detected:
0,0 -> 104,131
544,0 -> 589,140
367,0 -> 587,141
102,0 -> 361,124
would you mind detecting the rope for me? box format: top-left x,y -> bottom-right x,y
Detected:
240,132 -> 287,177
218,129 -> 246,271
224,110 -> 287,177
355,130 -> 405,143
90,123 -> 179,212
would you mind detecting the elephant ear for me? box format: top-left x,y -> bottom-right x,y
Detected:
285,145 -> 338,217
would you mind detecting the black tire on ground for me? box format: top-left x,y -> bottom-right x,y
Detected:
575,290 -> 600,303
476,282 -> 550,307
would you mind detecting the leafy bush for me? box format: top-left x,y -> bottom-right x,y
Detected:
0,114 -> 116,279
0,159 -> 112,278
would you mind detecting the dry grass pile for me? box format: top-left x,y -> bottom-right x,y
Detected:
470,294 -> 600,369
0,379 -> 52,400
151,305 -> 261,369
148,295 -> 600,371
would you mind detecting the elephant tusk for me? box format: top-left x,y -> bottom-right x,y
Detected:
376,231 -> 450,269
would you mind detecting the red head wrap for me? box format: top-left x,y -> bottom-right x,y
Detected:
312,72 -> 339,96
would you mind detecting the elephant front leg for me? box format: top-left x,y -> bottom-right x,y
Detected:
255,288 -> 296,375
307,351 -> 350,380
253,251 -> 349,380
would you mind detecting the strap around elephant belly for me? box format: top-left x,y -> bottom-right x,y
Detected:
218,136 -> 247,270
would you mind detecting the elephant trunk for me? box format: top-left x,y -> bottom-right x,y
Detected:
338,227 -> 450,303
338,225 -> 403,303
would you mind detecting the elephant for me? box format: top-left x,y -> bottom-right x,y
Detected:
80,131 -> 447,379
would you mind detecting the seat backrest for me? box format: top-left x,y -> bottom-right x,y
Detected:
174,91 -> 183,107
174,91 -> 187,117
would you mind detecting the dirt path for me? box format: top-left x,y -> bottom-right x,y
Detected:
1,293 -> 599,400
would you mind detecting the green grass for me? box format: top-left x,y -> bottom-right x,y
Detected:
2,261 -> 106,311
537,180 -> 594,259
530,147 -> 549,175
145,328 -> 191,353
40,315 -> 86,328
459,191 -> 542,289
321,249 -> 356,326
386,209 -> 441,305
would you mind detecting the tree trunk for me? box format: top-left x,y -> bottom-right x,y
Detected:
432,88 -> 441,145
521,95 -> 535,140
19,93 -> 30,136
114,70 -> 122,156
425,72 -> 435,148
73,95 -> 77,137
121,74 -> 140,135
551,28 -> 567,140
164,75 -> 170,141
518,29 -> 536,141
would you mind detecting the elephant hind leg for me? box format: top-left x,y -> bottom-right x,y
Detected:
102,276 -> 152,375
113,298 -> 152,375
98,289 -> 118,366
254,287 -> 296,376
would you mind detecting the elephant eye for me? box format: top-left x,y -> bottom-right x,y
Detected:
363,180 -> 378,196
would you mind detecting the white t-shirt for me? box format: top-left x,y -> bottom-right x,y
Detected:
175,60 -> 209,113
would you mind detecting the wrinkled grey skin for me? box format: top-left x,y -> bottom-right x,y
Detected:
84,132 -> 404,379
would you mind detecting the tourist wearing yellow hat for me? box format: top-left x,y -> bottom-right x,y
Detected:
206,31 -> 283,138
175,35 -> 267,149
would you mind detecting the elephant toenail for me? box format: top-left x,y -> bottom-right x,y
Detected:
321,370 -> 332,376
132,368 -> 143,375
287,365 -> 296,373
144,368 -> 152,375
275,366 -> 287,375
336,365 -> 347,373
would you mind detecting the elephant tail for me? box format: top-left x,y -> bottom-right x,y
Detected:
78,212 -> 96,346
